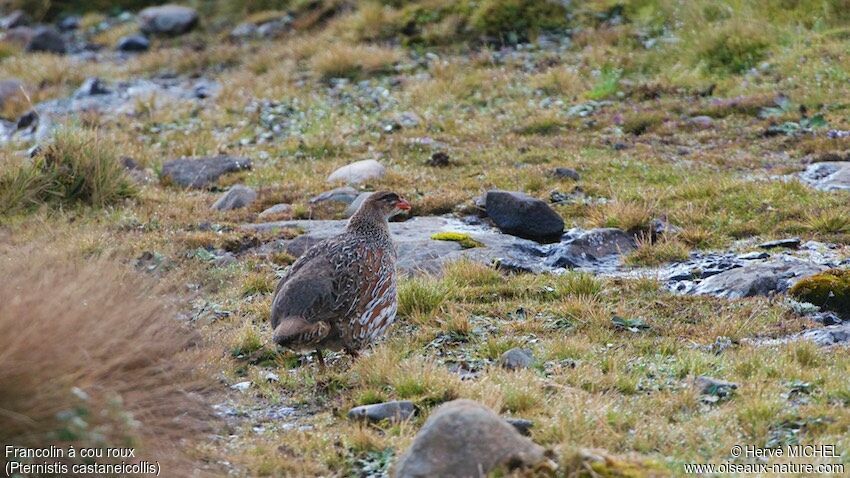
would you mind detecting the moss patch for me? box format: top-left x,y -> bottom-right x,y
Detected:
430,231 -> 485,249
789,269 -> 850,317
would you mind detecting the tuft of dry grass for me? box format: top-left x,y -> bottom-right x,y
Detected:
310,43 -> 400,80
0,253 -> 215,474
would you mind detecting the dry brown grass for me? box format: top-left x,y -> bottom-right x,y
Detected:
310,43 -> 401,80
0,253 -> 216,475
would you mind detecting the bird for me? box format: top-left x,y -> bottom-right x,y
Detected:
270,191 -> 411,367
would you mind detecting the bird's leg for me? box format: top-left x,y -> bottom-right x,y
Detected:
315,349 -> 326,370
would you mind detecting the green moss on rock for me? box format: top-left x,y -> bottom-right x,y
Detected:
789,269 -> 850,317
431,231 -> 484,249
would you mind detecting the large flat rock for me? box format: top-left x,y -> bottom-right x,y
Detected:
800,162 -> 850,191
692,257 -> 827,299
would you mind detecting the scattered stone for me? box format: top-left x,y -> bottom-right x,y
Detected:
0,79 -> 24,110
687,115 -> 714,129
695,375 -> 738,401
139,4 -> 199,36
58,16 -> 80,31
327,159 -> 386,184
499,348 -> 534,370
309,186 -> 359,205
797,323 -> 850,346
161,155 -> 252,189
504,418 -> 534,436
394,400 -> 553,478
229,22 -> 257,39
231,381 -> 252,392
692,257 -> 826,299
395,111 -> 422,128
116,34 -> 150,52
211,185 -> 257,211
485,190 -> 564,243
545,228 -> 635,270
800,162 -> 850,191
551,167 -> 580,181
15,110 -> 37,130
344,192 -> 373,217
347,400 -> 416,423
738,251 -> 770,260
759,237 -> 801,250
649,217 -> 682,238
25,26 -> 66,54
75,77 -> 110,97
0,10 -> 28,30
426,151 -> 450,167
258,203 -> 293,221
262,371 -> 280,382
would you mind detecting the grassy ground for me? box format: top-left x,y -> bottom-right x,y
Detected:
2,0 -> 850,476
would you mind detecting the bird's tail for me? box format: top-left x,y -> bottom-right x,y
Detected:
272,317 -> 330,349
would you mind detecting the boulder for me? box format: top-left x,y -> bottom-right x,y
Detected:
161,156 -> 251,189
348,400 -> 416,423
485,190 -> 564,243
545,228 -> 635,269
75,77 -> 110,97
758,237 -> 801,250
116,34 -> 150,52
692,257 -> 826,299
257,203 -> 292,221
24,26 -> 66,54
394,399 -> 553,478
139,4 -> 198,36
211,185 -> 257,211
310,186 -> 359,205
499,348 -> 534,370
800,162 -> 850,191
327,159 -> 386,184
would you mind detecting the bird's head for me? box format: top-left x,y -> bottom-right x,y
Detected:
362,191 -> 411,219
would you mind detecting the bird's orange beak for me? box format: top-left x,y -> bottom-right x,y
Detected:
396,198 -> 411,211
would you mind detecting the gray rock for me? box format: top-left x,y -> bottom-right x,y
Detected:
738,251 -> 770,260
25,26 -> 66,54
687,115 -> 714,129
800,162 -> 850,191
309,186 -> 359,205
692,257 -> 826,299
230,22 -> 257,38
797,323 -> 850,346
139,4 -> 198,36
344,192 -> 373,217
504,418 -> 534,436
116,34 -> 149,52
75,77 -> 109,97
161,156 -> 251,189
231,381 -> 251,392
0,79 -> 24,110
394,399 -> 552,478
395,111 -> 422,128
348,400 -> 416,423
759,237 -> 801,250
211,185 -> 257,211
695,375 -> 738,398
545,228 -> 635,269
551,167 -> 580,181
499,348 -> 534,370
258,203 -> 292,221
0,10 -> 28,30
485,190 -> 564,243
58,16 -> 80,31
327,159 -> 386,184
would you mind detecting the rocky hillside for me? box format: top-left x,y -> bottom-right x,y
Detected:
1,1 -> 849,476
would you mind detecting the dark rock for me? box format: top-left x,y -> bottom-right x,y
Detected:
426,151 -> 450,167
116,34 -> 150,52
75,77 -> 109,97
545,228 -> 635,269
695,376 -> 738,397
0,10 -> 28,30
800,162 -> 850,191
309,186 -> 359,205
58,16 -> 80,31
692,257 -> 826,299
551,167 -> 580,181
161,156 -> 252,189
139,4 -> 199,36
394,400 -> 552,478
211,185 -> 257,211
15,110 -> 37,130
25,26 -> 66,54
485,190 -> 564,243
499,348 -> 534,370
759,237 -> 801,250
347,400 -> 416,423
504,418 -> 534,436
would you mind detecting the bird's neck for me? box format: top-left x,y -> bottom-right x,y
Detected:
347,209 -> 390,237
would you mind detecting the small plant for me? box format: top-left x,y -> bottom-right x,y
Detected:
621,112 -> 665,135
587,66 -> 622,100
242,272 -> 276,296
789,269 -> 850,317
310,44 -> 399,80
515,115 -> 563,136
624,235 -> 690,267
695,21 -> 771,74
430,231 -> 484,249
469,0 -> 568,42
397,276 -> 447,317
